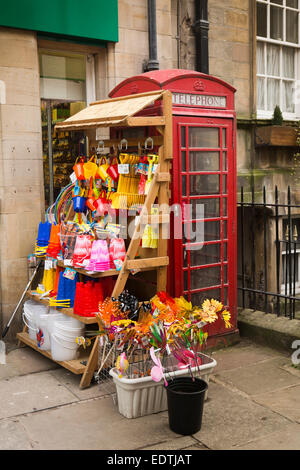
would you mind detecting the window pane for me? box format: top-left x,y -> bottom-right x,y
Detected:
257,3 -> 267,37
256,42 -> 265,74
282,47 -> 295,78
223,198 -> 228,216
182,176 -> 187,196
271,0 -> 283,4
191,289 -> 221,306
267,44 -> 280,76
222,129 -> 227,148
190,266 -> 221,290
286,10 -> 299,43
189,128 -> 219,148
270,6 -> 283,41
267,78 -> 280,111
286,0 -> 298,8
181,127 -> 186,147
185,221 -> 221,242
189,174 -> 220,195
223,151 -> 227,171
223,175 -> 227,194
181,151 -> 186,172
189,151 -> 220,171
282,81 -> 295,113
185,198 -> 220,220
188,244 -> 222,267
257,77 -> 265,109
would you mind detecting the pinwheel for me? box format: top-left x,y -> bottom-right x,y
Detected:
150,347 -> 168,387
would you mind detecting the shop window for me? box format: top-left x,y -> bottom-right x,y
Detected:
256,0 -> 300,119
39,50 -> 96,206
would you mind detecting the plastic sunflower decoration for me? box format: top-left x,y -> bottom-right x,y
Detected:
174,296 -> 203,320
200,298 -> 223,323
221,309 -> 232,329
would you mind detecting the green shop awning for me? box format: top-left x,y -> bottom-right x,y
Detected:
0,0 -> 118,43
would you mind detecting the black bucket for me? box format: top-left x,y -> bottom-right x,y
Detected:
165,377 -> 208,435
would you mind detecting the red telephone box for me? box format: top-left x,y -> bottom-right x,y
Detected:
109,70 -> 238,342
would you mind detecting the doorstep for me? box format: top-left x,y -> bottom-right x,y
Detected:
238,308 -> 300,353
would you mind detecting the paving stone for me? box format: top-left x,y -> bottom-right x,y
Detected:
233,423 -> 300,450
19,397 -> 175,450
141,436 -> 196,450
216,357 -> 300,396
180,445 -> 208,450
6,346 -> 59,376
0,371 -> 78,419
50,368 -> 114,401
212,344 -> 281,374
254,384 -> 300,422
193,381 -> 291,450
0,418 -> 33,450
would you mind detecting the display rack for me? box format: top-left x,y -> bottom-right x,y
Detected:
17,90 -> 173,388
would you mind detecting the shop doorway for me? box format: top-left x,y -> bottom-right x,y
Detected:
39,50 -> 95,206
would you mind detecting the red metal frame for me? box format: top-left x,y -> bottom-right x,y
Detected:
172,117 -> 237,336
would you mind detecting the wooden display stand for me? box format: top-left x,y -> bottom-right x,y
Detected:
17,90 -> 173,388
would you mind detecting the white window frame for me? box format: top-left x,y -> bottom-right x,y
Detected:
281,248 -> 300,294
256,0 -> 300,120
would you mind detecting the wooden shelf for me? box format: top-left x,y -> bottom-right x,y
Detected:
57,260 -> 119,279
17,332 -> 88,375
26,290 -> 98,325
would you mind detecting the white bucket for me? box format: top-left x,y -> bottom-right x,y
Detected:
54,320 -> 84,339
47,313 -> 67,336
50,330 -> 81,361
22,308 -> 37,341
35,314 -> 51,351
23,300 -> 49,342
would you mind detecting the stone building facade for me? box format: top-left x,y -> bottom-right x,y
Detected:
0,0 -> 299,337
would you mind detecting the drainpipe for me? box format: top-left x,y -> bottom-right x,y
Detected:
144,0 -> 159,71
194,0 -> 209,74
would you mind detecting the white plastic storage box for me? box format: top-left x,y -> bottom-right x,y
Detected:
109,353 -> 217,419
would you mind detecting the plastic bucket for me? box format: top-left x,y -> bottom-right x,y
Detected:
54,320 -> 84,336
165,377 -> 208,435
22,309 -> 37,341
50,330 -> 80,361
36,314 -> 51,351
23,301 -> 49,341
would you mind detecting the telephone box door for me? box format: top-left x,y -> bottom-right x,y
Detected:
172,116 -> 237,335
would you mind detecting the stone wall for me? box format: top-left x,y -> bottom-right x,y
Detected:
0,28 -> 44,339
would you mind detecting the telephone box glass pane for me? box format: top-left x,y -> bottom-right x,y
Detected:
189,151 -> 220,171
223,175 -> 227,194
222,128 -> 227,148
190,266 -> 221,290
181,151 -> 186,172
181,127 -> 186,147
223,198 -> 228,216
223,151 -> 227,171
182,176 -> 187,196
189,243 -> 221,266
191,289 -> 221,306
189,174 -> 220,195
189,128 -> 219,148
195,198 -> 220,219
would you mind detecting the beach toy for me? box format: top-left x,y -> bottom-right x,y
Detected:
73,195 -> 86,213
72,234 -> 93,268
73,157 -> 85,181
86,178 -> 97,211
84,155 -> 98,179
46,224 -> 61,258
107,156 -> 119,182
98,156 -> 109,181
